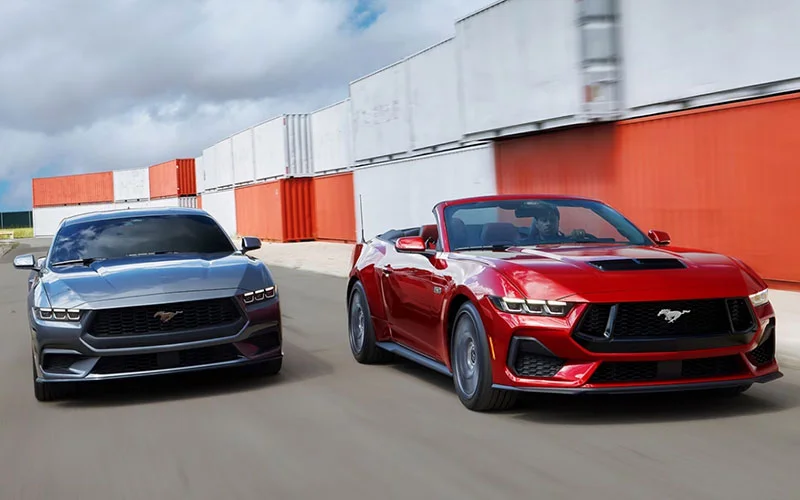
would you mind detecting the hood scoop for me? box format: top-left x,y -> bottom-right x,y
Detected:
588,258 -> 686,271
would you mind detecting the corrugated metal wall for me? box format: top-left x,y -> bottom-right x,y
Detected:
33,202 -> 117,236
235,179 -> 314,242
353,143 -> 497,239
113,168 -> 150,201
32,172 -> 115,207
311,100 -> 353,174
620,0 -> 800,118
236,181 -> 285,241
201,189 -> 237,236
148,159 -> 197,199
312,173 -> 356,242
495,92 -> 800,283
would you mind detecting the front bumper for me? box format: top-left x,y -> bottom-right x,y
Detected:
31,295 -> 283,383
482,299 -> 783,394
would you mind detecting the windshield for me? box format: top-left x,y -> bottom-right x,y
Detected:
443,198 -> 650,251
48,213 -> 236,265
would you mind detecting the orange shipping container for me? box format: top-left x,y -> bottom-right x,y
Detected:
494,92 -> 800,284
312,173 -> 356,243
235,178 -> 314,243
149,159 -> 197,199
32,171 -> 114,208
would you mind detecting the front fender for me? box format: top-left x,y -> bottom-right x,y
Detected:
439,265 -> 525,369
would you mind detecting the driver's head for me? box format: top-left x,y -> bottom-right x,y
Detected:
529,202 -> 560,237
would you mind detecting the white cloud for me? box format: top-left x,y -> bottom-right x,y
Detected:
0,0 -> 490,209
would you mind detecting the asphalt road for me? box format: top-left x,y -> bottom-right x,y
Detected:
1,239 -> 799,500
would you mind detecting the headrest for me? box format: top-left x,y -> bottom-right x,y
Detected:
480,222 -> 519,245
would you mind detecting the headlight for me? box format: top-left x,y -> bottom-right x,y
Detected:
36,308 -> 82,321
489,296 -> 573,316
241,286 -> 277,305
749,288 -> 769,307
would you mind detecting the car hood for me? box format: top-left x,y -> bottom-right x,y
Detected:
41,253 -> 268,309
460,244 -> 765,302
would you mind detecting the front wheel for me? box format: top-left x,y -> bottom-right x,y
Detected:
348,281 -> 391,364
450,301 -> 517,412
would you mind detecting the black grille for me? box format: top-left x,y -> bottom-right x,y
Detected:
42,353 -> 86,373
91,344 -> 242,374
589,355 -> 746,384
508,337 -> 565,378
576,298 -> 755,340
746,319 -> 776,367
88,298 -> 242,337
588,258 -> 686,271
514,353 -> 564,378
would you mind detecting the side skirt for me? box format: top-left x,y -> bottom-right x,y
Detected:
376,341 -> 452,377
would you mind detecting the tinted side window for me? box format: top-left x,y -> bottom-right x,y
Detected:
49,214 -> 234,263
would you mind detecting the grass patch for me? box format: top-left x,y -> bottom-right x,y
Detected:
13,227 -> 33,239
0,227 -> 33,239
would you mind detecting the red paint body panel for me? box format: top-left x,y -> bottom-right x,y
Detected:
32,172 -> 114,207
149,159 -> 197,199
347,194 -> 781,399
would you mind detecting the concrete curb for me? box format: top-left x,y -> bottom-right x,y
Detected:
0,242 -> 18,259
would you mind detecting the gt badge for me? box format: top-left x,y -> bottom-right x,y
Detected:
154,311 -> 183,323
657,309 -> 690,323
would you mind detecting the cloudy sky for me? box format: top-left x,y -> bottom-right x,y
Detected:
0,0 -> 489,211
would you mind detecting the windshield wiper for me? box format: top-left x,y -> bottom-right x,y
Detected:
123,251 -> 184,257
50,257 -> 106,267
454,244 -> 512,252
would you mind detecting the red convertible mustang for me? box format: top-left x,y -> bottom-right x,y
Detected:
346,194 -> 782,411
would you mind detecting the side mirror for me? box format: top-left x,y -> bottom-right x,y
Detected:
241,236 -> 262,253
395,236 -> 429,254
13,254 -> 38,270
649,229 -> 671,246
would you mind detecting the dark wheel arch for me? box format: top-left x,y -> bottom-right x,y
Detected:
449,299 -> 517,412
444,293 -> 472,365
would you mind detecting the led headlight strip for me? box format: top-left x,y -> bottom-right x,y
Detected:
242,286 -> 277,305
36,308 -> 81,321
489,296 -> 572,316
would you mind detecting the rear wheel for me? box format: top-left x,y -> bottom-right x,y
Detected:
450,301 -> 517,412
348,281 -> 391,364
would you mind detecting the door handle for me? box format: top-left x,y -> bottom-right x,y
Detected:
382,265 -> 393,275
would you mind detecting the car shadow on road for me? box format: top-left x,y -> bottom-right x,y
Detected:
385,356 -> 798,424
54,340 -> 334,408
509,383 -> 800,425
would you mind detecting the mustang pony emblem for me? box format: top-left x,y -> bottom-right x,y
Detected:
657,309 -> 690,323
154,311 -> 183,323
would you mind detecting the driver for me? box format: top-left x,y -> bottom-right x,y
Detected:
525,201 -> 587,243
531,202 -> 561,239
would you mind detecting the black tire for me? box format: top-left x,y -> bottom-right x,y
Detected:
348,281 -> 392,364
32,356 -> 64,402
450,301 -> 517,412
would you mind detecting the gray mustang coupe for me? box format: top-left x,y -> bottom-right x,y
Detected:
13,207 -> 283,401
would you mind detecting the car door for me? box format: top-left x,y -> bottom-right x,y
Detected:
379,236 -> 450,362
